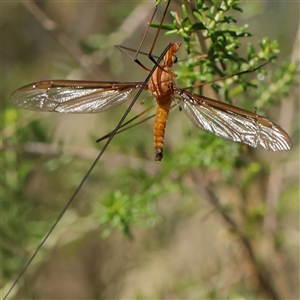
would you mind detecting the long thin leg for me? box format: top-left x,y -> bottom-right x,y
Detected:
96,103 -> 178,142
124,0 -> 171,71
96,104 -> 156,142
116,1 -> 176,76
147,0 -> 170,64
3,42 -> 174,300
182,62 -> 269,91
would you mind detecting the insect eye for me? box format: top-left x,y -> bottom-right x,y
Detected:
174,56 -> 178,64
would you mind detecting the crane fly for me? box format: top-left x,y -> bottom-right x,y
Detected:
10,42 -> 292,160
5,1 -> 293,298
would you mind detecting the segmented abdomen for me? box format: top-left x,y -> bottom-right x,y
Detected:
153,98 -> 172,161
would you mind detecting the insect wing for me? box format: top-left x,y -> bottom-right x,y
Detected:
176,89 -> 291,151
10,81 -> 143,113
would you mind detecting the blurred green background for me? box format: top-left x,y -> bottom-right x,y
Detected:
2,1 -> 299,299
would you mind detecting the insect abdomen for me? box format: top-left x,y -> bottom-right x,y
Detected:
153,99 -> 172,161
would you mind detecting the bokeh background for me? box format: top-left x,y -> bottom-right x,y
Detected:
2,1 -> 299,299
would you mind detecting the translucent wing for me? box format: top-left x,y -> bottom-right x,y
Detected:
175,88 -> 292,151
10,80 -> 143,113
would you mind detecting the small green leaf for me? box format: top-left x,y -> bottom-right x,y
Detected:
150,22 -> 174,31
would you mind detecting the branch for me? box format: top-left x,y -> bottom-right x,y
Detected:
263,23 -> 299,233
190,169 -> 280,300
22,0 -> 108,80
